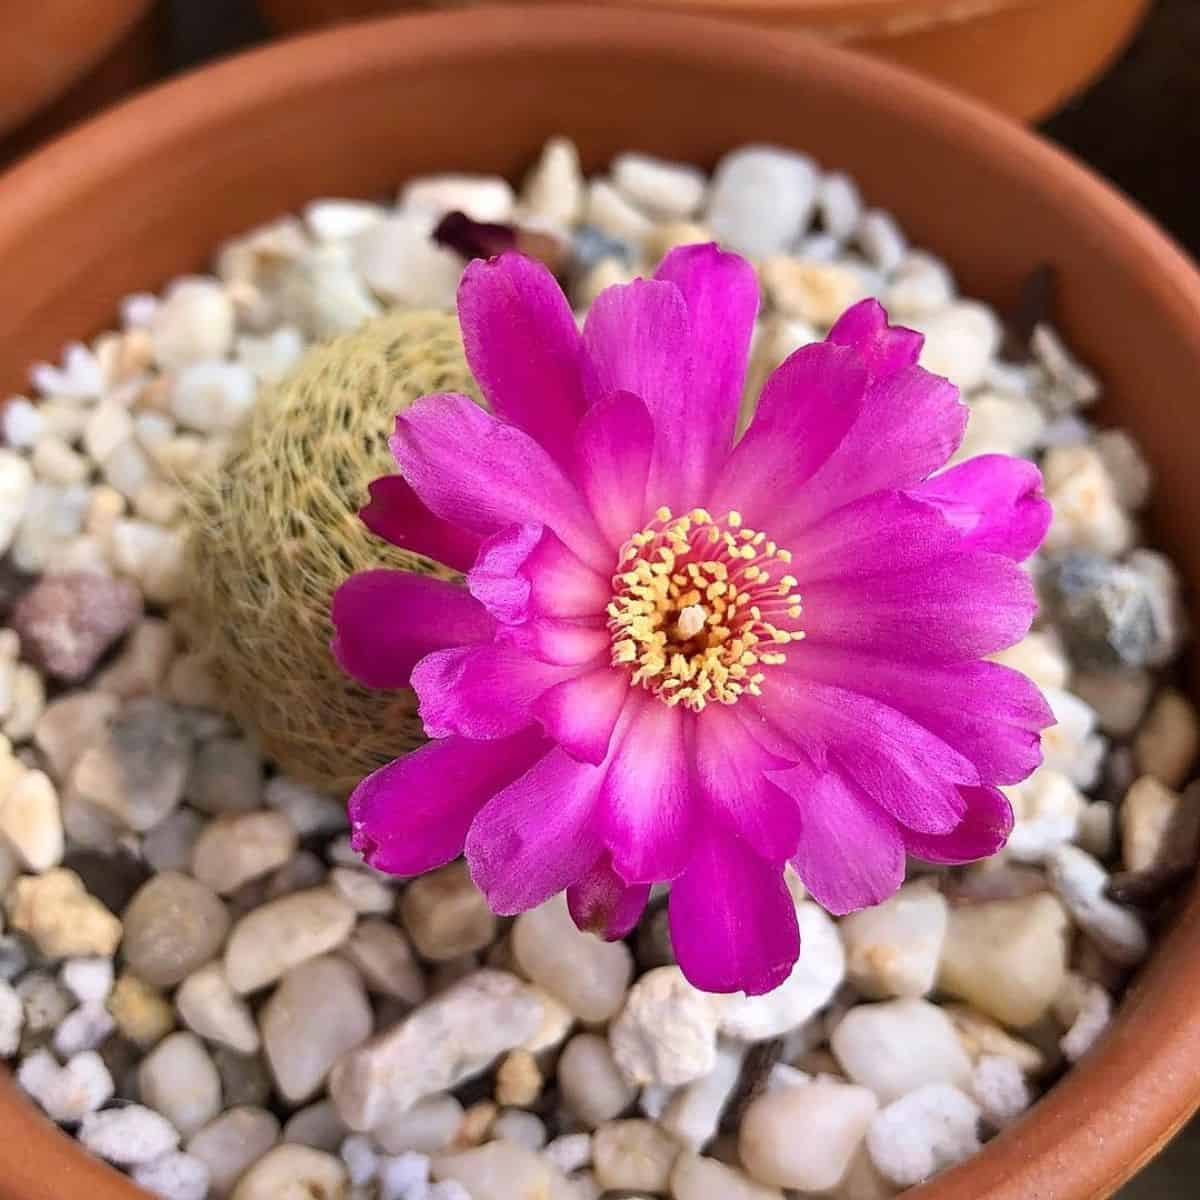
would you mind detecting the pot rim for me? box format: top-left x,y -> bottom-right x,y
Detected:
1,7 -> 1199,1200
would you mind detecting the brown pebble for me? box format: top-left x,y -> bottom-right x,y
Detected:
454,1101 -> 499,1149
12,571 -> 141,682
495,1050 -> 543,1109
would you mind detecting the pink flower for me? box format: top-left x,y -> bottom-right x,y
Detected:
332,245 -> 1054,996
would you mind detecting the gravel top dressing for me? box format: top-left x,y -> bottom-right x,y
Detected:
0,137 -> 1193,1200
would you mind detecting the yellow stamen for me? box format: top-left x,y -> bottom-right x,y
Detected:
607,506 -> 805,712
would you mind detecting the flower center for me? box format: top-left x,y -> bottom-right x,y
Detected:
608,506 -> 805,711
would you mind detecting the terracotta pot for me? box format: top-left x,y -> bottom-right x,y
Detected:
1,6 -> 1199,1198
255,0 -> 1152,121
0,0 -> 158,138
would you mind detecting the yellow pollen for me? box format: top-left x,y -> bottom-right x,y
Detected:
607,506 -> 805,712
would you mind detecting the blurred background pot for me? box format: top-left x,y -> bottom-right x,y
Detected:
0,0 -> 162,160
253,0 -> 1153,121
0,7 -> 1199,1198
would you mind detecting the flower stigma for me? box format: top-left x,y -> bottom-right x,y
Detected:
608,506 -> 805,711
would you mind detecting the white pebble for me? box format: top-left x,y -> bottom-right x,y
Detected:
373,1094 -> 464,1156
31,342 -> 104,399
133,1152 -> 212,1200
1047,845 -> 1149,966
61,957 -> 114,1006
520,136 -> 584,225
170,361 -> 257,432
401,173 -> 515,223
32,436 -> 89,486
1058,977 -> 1113,1063
938,894 -> 1071,1026
1042,444 -> 1133,558
740,1074 -> 878,1192
378,1151 -> 432,1200
543,1133 -> 591,1174
224,886 -> 356,994
1041,686 -> 1106,790
432,1140 -> 572,1200
559,1032 -> 637,1128
236,326 -> 306,382
493,1108 -> 548,1151
1135,687 -> 1200,789
953,389 -> 1046,463
592,1118 -> 681,1193
672,1152 -> 785,1200
855,209 -> 907,274
0,450 -> 33,556
661,1039 -> 744,1152
53,1002 -> 116,1055
192,811 -> 297,895
832,998 -> 972,1103
261,954 -> 373,1104
187,1107 -> 280,1199
840,881 -> 947,998
341,1133 -> 379,1186
883,250 -> 955,317
512,892 -> 632,1022
230,1144 -> 348,1200
352,215 -> 463,309
80,1104 -> 180,1165
177,961 -> 261,1054
330,970 -> 543,1131
707,145 -> 817,257
3,398 -> 45,450
970,1055 -> 1031,1128
0,768 -> 64,871
816,171 -> 862,240
584,178 -> 654,244
0,978 -> 22,1055
304,198 -> 387,242
35,1050 -> 115,1123
609,965 -> 721,1087
151,277 -> 236,369
1004,768 -> 1085,863
910,301 -> 1001,391
139,1030 -> 223,1137
613,152 -> 707,218
866,1084 -> 982,1188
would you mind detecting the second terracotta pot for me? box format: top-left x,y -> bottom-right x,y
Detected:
0,7 -> 1199,1200
255,0 -> 1152,121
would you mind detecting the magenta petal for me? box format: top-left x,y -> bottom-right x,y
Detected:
669,831 -> 800,996
826,298 -> 923,381
692,705 -> 802,862
905,786 -> 1015,864
775,763 -> 906,916
598,691 -> 693,882
457,252 -> 587,465
470,522 -> 610,625
391,393 -> 608,571
780,645 -> 1054,786
652,244 -> 759,502
360,475 -> 482,573
582,276 -> 696,510
568,853 -> 651,940
533,667 -> 631,764
709,342 -> 867,530
331,570 -> 494,690
466,747 -> 604,915
349,728 -> 548,876
411,642 -> 574,740
788,490 -> 961,585
574,391 -> 655,550
772,363 -> 967,541
499,618 -> 610,667
911,455 -> 1051,560
750,678 -> 978,834
802,550 -> 1037,662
